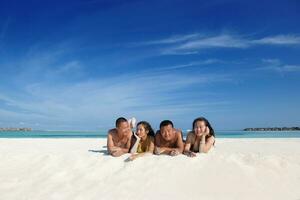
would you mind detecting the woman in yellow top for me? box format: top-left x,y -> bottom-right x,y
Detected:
128,121 -> 155,161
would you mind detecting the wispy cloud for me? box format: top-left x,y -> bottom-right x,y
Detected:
137,33 -> 201,45
136,32 -> 300,55
256,59 -> 300,73
159,59 -> 222,70
0,62 -> 232,130
172,34 -> 249,50
252,35 -> 300,45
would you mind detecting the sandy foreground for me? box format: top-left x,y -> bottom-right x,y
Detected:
0,138 -> 300,200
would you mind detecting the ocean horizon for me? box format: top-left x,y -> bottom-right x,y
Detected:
1,130 -> 300,139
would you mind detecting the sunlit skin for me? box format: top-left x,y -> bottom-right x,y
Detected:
128,124 -> 154,161
136,124 -> 148,141
107,121 -> 132,157
184,120 -> 215,157
116,121 -> 131,138
194,121 -> 208,137
161,125 -> 175,141
154,124 -> 184,156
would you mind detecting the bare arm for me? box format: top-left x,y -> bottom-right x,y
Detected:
118,134 -> 132,153
199,135 -> 215,153
155,132 -> 183,156
183,133 -> 197,157
129,137 -> 154,161
176,131 -> 184,153
154,133 -> 170,155
107,131 -> 131,157
154,134 -> 175,155
107,132 -> 116,155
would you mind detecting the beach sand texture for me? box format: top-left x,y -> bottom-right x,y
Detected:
0,138 -> 300,200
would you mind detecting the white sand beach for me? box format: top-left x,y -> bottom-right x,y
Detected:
0,138 -> 300,200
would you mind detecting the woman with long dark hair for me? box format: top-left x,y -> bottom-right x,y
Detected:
128,121 -> 155,161
184,117 -> 215,157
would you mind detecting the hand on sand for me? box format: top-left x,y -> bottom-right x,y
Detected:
110,147 -> 123,156
110,147 -> 121,152
170,149 -> 180,156
124,153 -> 139,162
129,153 -> 138,161
111,149 -> 123,157
185,151 -> 197,157
155,147 -> 163,155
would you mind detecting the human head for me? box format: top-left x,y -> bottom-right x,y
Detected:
159,120 -> 174,129
159,120 -> 175,141
192,117 -> 215,137
115,117 -> 130,136
136,121 -> 155,138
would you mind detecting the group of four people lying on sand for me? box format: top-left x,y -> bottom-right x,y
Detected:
107,117 -> 215,160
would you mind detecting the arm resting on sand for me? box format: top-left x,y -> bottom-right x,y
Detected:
199,135 -> 215,153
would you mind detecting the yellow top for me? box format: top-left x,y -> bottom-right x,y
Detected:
137,136 -> 154,153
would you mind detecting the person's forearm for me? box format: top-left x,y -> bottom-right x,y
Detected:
109,147 -> 129,156
199,135 -> 208,153
155,147 -> 179,154
177,146 -> 184,153
120,147 -> 130,153
183,150 -> 192,155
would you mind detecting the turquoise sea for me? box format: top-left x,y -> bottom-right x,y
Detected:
1,130 -> 300,138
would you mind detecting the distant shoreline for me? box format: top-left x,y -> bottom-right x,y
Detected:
244,127 -> 300,131
0,128 -> 32,131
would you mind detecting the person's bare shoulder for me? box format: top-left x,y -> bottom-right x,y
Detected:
175,128 -> 182,134
149,135 -> 155,142
154,131 -> 162,145
174,129 -> 183,138
155,130 -> 161,139
108,128 -> 117,136
186,131 -> 195,139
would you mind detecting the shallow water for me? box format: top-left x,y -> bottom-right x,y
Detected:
1,130 -> 300,138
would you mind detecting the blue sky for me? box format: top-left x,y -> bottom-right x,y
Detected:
0,0 -> 299,131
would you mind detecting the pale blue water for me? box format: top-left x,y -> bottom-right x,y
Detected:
1,130 -> 300,138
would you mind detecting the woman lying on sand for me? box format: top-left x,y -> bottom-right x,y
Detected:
128,121 -> 155,161
183,117 -> 215,157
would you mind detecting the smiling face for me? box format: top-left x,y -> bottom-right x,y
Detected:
116,121 -> 130,137
193,120 -> 206,136
136,124 -> 148,139
160,124 -> 175,141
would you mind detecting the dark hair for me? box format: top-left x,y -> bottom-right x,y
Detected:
115,117 -> 127,127
192,117 -> 215,138
159,120 -> 174,129
136,121 -> 155,137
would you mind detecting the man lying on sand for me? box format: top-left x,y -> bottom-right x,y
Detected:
107,117 -> 133,157
154,120 -> 184,156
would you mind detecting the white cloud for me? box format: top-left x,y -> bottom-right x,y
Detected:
256,59 -> 300,73
174,34 -> 250,50
135,33 -> 201,46
136,33 -> 300,55
252,35 -> 300,45
159,59 -> 222,70
261,58 -> 281,66
0,69 -> 232,130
